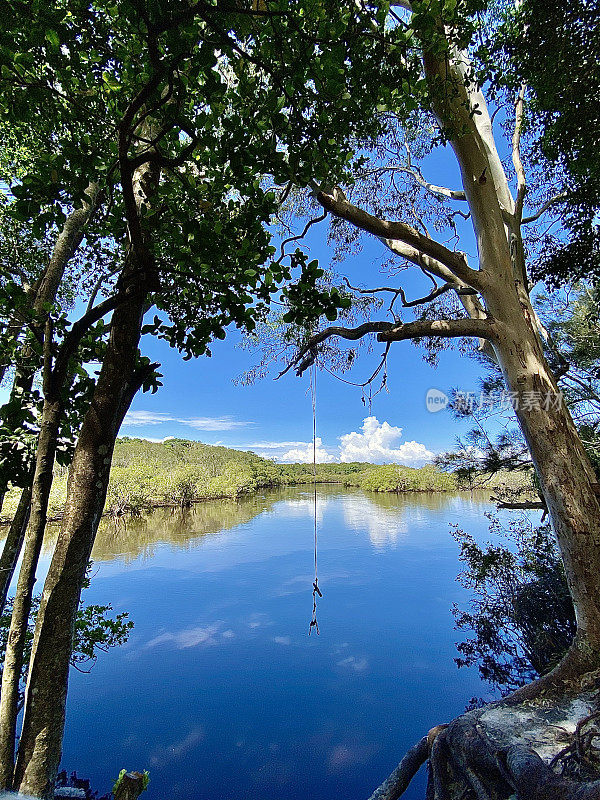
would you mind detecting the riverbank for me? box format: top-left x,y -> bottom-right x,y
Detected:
0,437 -> 531,524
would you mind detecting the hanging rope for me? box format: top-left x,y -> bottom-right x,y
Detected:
309,363 -> 322,635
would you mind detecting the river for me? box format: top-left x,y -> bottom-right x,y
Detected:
56,486 -> 498,799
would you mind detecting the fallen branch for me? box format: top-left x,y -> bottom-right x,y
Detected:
491,498 -> 546,510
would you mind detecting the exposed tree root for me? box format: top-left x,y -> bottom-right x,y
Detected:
369,662 -> 600,800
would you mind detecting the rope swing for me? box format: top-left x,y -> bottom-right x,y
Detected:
309,363 -> 322,635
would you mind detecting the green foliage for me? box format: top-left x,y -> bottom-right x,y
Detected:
489,0 -> 600,285
0,0 -> 439,504
106,438 -> 283,511
1,441 -> 478,522
435,426 -> 536,492
273,461 -> 371,484
453,517 -> 575,694
72,602 -> 133,670
113,769 -> 150,796
0,578 -> 133,703
343,463 -> 457,492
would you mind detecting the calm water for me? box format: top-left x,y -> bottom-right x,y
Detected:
55,486 -> 497,799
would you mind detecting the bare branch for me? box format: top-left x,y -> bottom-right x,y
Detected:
316,187 -> 486,291
386,239 -> 491,321
275,210 -> 328,265
86,265 -> 122,313
277,321 -> 395,378
406,170 -> 467,201
343,277 -> 465,308
402,144 -> 466,201
278,316 -> 498,379
512,85 -> 527,223
522,193 -> 567,225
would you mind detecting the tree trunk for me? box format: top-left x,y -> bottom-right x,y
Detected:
491,315 -> 600,661
113,771 -> 148,800
13,140 -> 158,797
0,483 -> 32,615
11,285 -> 148,797
0,184 -> 99,513
421,37 -> 600,663
0,398 -> 62,790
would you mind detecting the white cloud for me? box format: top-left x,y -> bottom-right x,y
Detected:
337,655 -> 369,672
226,418 -> 433,465
186,418 -> 249,431
342,495 -> 409,550
123,410 -> 250,431
149,727 -> 205,767
122,410 -> 173,426
280,437 -> 335,463
339,416 -> 433,466
146,624 -> 221,649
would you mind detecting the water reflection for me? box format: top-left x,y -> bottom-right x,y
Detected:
5,487 -> 493,564
91,495 -> 269,562
91,488 -> 493,561
55,486 -> 496,800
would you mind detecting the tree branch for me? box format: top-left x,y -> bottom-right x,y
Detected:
512,85 -> 527,223
278,317 -> 497,378
343,277 -> 477,309
51,289 -> 136,391
277,321 -> 395,377
522,193 -> 567,225
401,143 -> 466,201
380,239 -> 490,331
316,187 -> 486,291
366,737 -> 429,800
366,725 -> 448,800
492,499 -> 546,510
275,210 -> 328,265
378,317 -> 497,343
398,166 -> 467,201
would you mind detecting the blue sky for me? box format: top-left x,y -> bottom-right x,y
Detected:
4,140 -> 518,465
121,208 -> 490,463
120,142 -> 504,464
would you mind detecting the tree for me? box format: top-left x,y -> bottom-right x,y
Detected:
2,0 -> 598,796
287,7 -> 600,668
275,0 -> 600,795
0,0 -> 397,795
453,517 -> 576,696
496,0 -> 600,287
